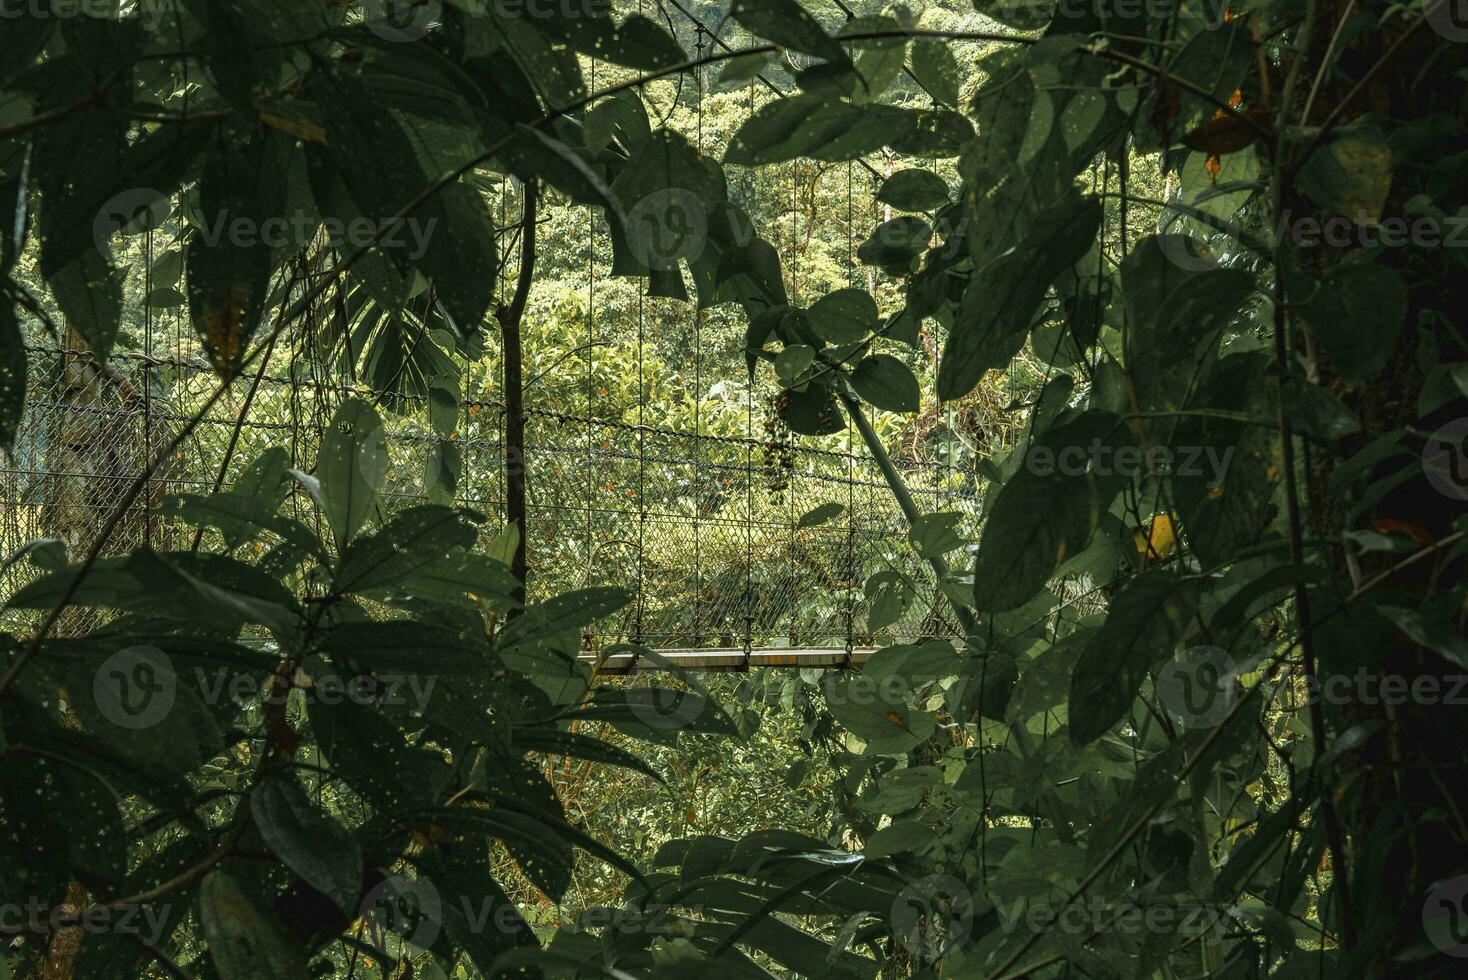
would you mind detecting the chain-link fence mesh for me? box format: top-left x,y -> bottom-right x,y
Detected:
2,347 -> 980,651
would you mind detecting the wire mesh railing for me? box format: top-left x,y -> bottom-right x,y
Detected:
1,346 -> 981,652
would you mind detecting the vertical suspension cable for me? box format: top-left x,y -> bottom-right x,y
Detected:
496,178 -> 507,525
743,73 -> 756,661
843,162 -> 856,661
143,224 -> 154,550
635,0 -> 647,647
584,62 -> 597,649
692,25 -> 705,649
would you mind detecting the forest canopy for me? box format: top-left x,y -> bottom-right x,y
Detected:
1,1 -> 1467,979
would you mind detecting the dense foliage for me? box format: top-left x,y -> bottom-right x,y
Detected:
2,1 -> 1467,979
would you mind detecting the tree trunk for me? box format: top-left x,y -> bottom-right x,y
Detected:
498,181 -> 538,611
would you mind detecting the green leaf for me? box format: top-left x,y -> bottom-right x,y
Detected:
511,727 -> 663,783
867,586 -> 912,633
251,773 -> 362,914
1007,628 -> 1096,722
1069,572 -> 1200,744
798,502 -> 845,528
1282,380 -> 1360,442
417,178 -> 499,333
1121,235 -> 1256,412
839,15 -> 907,103
780,383 -> 844,435
972,0 -> 1055,30
49,250 -> 123,359
821,672 -> 934,754
909,512 -> 965,559
425,438 -> 462,505
865,820 -> 937,858
1297,127 -> 1392,223
910,39 -> 961,106
186,123 -> 293,379
317,398 -> 387,550
308,698 -> 445,813
719,50 -> 775,86
1302,259 -> 1405,385
851,354 -> 920,413
160,493 -> 323,558
1379,603 -> 1468,670
1179,148 -> 1261,220
938,193 -> 1101,400
731,0 -> 849,65
807,288 -> 877,343
856,216 -> 931,272
200,871 -> 311,980
335,504 -> 478,595
1059,90 -> 1107,153
498,587 -> 630,653
70,645 -> 224,777
1170,351 -> 1279,567
316,621 -> 487,675
972,465 -> 1098,614
774,344 -> 816,386
725,96 -> 919,165
877,169 -> 950,212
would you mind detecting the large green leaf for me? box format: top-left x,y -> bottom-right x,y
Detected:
731,0 -> 849,65
251,773 -> 363,914
1069,572 -> 1200,744
317,398 -> 387,550
850,354 -> 920,413
48,249 -> 123,359
971,466 -> 1098,614
806,288 -> 876,343
1121,235 -> 1256,412
316,621 -> 488,675
726,96 -> 919,164
335,504 -> 479,595
938,193 -> 1101,400
185,123 -> 293,378
308,698 -> 447,813
877,169 -> 951,212
1301,258 -> 1405,385
200,871 -> 310,980
417,178 -> 499,333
